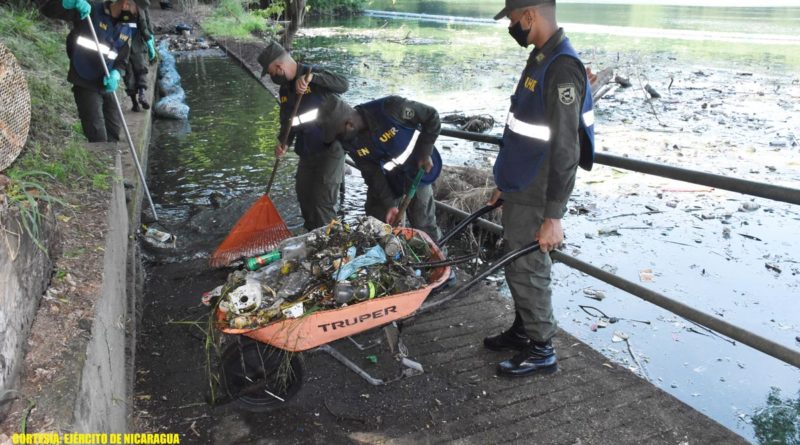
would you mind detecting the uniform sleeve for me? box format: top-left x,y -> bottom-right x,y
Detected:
542,56 -> 585,219
354,156 -> 397,211
40,0 -> 80,22
386,96 -> 440,160
111,36 -> 130,75
306,65 -> 349,94
276,85 -> 297,145
140,8 -> 153,40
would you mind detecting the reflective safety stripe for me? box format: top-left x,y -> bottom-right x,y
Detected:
383,130 -> 421,171
76,35 -> 116,60
291,108 -> 319,126
506,113 -> 550,141
127,23 -> 137,28
583,110 -> 595,127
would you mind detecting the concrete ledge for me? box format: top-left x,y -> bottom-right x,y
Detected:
0,73 -> 155,433
0,207 -> 56,411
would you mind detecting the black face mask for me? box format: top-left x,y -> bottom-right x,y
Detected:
120,11 -> 135,22
508,20 -> 531,48
270,73 -> 289,85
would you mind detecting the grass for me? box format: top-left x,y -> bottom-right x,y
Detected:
0,3 -> 109,249
201,0 -> 270,40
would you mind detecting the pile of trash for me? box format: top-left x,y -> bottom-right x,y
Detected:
442,113 -> 495,133
208,217 -> 439,330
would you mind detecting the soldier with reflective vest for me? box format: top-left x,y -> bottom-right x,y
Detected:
484,0 -> 595,377
257,41 -> 349,232
317,95 -> 445,243
41,0 -> 138,142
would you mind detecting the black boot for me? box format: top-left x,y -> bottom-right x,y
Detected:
138,88 -> 150,110
497,340 -> 557,377
130,92 -> 141,112
483,312 -> 530,351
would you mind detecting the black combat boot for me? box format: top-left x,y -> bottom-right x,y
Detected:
483,311 -> 530,351
138,88 -> 150,110
497,340 -> 557,377
129,92 -> 140,112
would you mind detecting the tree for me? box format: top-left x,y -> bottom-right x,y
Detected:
280,0 -> 305,50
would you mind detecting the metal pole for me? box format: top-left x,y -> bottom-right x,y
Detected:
439,128 -> 800,206
85,16 -> 159,220
433,200 -> 800,369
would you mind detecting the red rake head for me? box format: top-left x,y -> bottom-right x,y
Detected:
209,195 -> 292,268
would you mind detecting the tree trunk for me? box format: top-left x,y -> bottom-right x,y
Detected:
281,0 -> 306,51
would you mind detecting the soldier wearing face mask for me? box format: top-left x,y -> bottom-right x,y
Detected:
257,41 -> 349,231
41,0 -> 138,142
483,0 -> 595,377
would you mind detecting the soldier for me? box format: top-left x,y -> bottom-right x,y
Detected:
257,41 -> 349,232
317,95 -> 444,243
41,0 -> 137,142
484,0 -> 595,377
125,0 -> 156,112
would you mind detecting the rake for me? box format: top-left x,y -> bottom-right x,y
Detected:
209,69 -> 313,268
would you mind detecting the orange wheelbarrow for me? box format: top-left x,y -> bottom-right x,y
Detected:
215,201 -> 541,411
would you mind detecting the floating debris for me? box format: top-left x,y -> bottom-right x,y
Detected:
639,269 -> 655,282
583,288 -> 607,301
765,263 -> 782,274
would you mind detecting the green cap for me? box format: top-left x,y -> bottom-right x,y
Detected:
257,40 -> 288,77
317,96 -> 355,144
493,0 -> 554,20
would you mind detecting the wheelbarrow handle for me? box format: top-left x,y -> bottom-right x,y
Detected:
420,239 -> 539,312
437,199 -> 504,247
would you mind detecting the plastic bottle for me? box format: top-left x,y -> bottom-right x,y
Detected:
276,269 -> 312,300
279,234 -> 313,261
334,281 -> 377,305
246,250 -> 281,271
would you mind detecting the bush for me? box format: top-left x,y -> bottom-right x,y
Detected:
308,0 -> 368,15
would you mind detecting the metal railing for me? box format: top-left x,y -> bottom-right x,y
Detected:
440,128 -> 800,206
435,128 -> 800,369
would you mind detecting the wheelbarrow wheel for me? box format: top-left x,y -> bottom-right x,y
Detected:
220,339 -> 304,412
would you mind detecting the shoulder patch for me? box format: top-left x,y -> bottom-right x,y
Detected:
402,107 -> 415,120
557,83 -> 576,106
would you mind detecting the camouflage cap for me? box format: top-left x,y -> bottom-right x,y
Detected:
257,40 -> 288,77
493,0 -> 554,20
317,96 -> 355,144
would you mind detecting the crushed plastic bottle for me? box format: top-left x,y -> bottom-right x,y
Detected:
276,268 -> 313,300
334,281 -> 377,305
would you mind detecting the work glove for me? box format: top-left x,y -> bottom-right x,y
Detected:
146,36 -> 156,61
62,0 -> 91,19
103,69 -> 121,93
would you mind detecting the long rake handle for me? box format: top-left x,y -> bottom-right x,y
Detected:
86,17 -> 159,221
266,67 -> 313,195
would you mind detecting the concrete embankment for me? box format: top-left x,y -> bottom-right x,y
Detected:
0,68 -> 156,434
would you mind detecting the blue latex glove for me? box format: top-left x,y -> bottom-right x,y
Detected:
62,0 -> 91,19
146,36 -> 156,61
103,69 -> 121,93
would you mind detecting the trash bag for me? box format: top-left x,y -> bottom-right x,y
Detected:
158,70 -> 182,96
333,245 -> 387,281
154,95 -> 189,120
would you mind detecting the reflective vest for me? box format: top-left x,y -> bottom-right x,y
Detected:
70,5 -> 136,82
494,37 -> 595,193
281,77 -> 325,158
350,98 -> 443,197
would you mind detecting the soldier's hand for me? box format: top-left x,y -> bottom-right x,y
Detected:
63,0 -> 91,19
103,69 -> 121,93
586,67 -> 597,85
146,36 -> 156,61
275,143 -> 288,157
417,155 -> 433,172
486,188 -> 503,206
385,207 -> 400,226
295,73 -> 313,95
535,218 -> 564,252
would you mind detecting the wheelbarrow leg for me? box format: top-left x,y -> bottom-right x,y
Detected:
317,344 -> 386,386
385,322 -> 424,378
